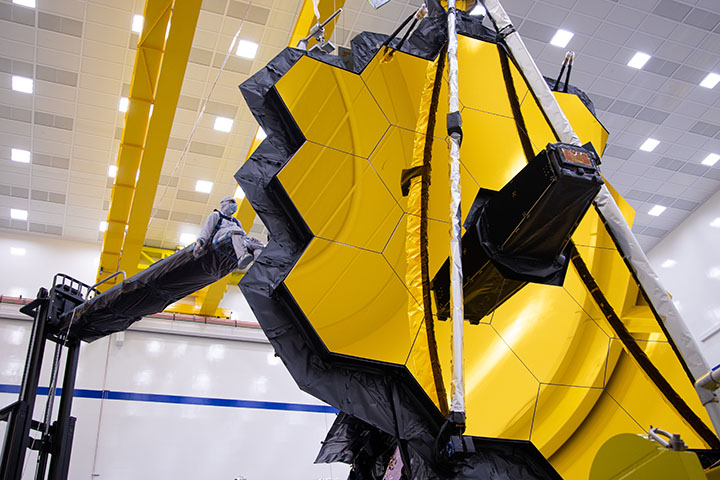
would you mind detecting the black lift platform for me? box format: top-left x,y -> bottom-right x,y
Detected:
0,239 -> 239,480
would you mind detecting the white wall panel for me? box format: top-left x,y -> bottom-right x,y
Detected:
92,403 -> 339,480
0,312 -> 349,480
648,188 -> 720,368
0,230 -> 254,316
0,231 -> 100,299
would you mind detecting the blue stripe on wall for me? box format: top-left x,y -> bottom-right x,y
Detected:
0,384 -> 337,414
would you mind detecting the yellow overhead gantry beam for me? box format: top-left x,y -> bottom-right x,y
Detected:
195,0 -> 347,315
96,0 -> 201,291
100,0 -> 345,313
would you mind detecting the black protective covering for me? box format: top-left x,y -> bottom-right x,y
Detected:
315,413 -> 397,479
433,143 -> 603,322
236,4 -> 592,478
66,240 -> 238,342
316,413 -> 561,480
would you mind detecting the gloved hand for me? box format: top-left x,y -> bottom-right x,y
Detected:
193,238 -> 206,258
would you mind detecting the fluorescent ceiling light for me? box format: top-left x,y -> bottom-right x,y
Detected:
99,221 -> 108,232
234,185 -> 245,201
12,0 -> 36,7
627,52 -> 650,69
648,205 -> 666,216
661,259 -> 676,268
550,29 -> 574,48
10,208 -> 27,220
11,148 -> 30,164
108,165 -> 117,178
236,40 -> 258,59
256,127 -> 267,141
700,73 -> 720,89
469,4 -> 486,16
11,75 -> 33,94
119,97 -> 129,112
639,138 -> 660,152
710,217 -> 720,228
709,267 -> 720,280
195,180 -> 213,193
10,247 -> 26,256
132,14 -> 144,34
702,153 -> 720,166
214,116 -> 233,132
179,232 -> 197,246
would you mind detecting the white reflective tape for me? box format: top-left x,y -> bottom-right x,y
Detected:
447,0 -> 465,416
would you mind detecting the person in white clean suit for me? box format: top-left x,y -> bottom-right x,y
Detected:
194,196 -> 264,270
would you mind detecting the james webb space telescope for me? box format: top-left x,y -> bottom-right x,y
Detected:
433,142 -> 603,323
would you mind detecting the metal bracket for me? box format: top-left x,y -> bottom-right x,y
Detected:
296,8 -> 343,52
648,427 -> 688,451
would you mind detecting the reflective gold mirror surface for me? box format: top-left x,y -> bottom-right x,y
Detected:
272,36 -> 714,479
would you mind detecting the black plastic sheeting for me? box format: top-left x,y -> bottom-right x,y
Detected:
236,3 -> 592,478
66,240 -> 238,342
316,413 -> 561,480
315,413 -> 398,479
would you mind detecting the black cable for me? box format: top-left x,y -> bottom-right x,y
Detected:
553,60 -> 567,91
563,56 -> 573,93
379,10 -> 417,54
498,42 -> 535,162
571,245 -> 720,450
420,48 -> 449,418
395,17 -> 419,52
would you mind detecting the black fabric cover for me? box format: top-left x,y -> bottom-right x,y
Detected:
67,240 -> 238,342
235,10 -> 581,479
316,413 -> 561,480
315,413 -> 397,479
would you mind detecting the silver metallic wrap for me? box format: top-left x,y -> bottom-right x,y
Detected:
447,0 -> 465,416
483,0 -> 720,434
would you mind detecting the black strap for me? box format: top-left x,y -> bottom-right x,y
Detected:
421,50 -> 449,417
553,61 -> 567,92
563,61 -> 573,93
400,166 -> 426,197
571,245 -> 720,450
497,23 -> 516,40
211,209 -> 241,238
497,43 -> 536,163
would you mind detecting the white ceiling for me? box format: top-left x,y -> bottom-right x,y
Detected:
0,0 -> 719,252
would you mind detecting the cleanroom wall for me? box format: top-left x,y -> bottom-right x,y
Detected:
0,231 -> 256,319
648,187 -> 720,368
0,305 -> 348,480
